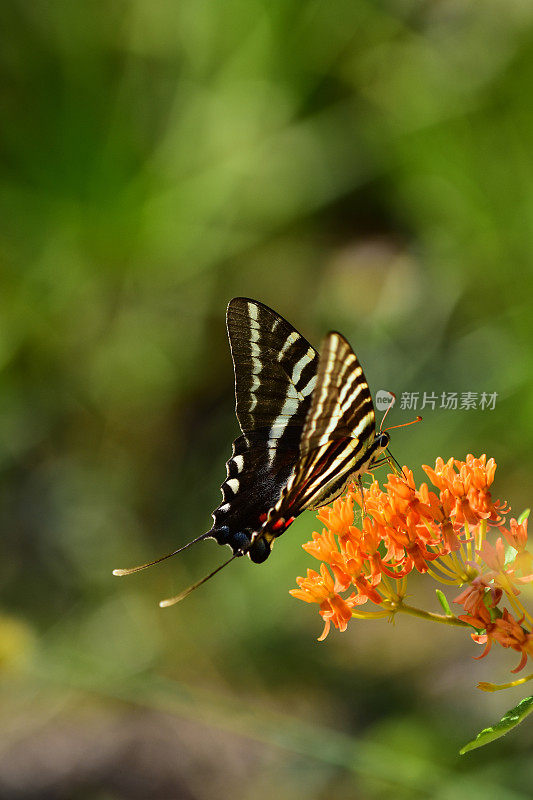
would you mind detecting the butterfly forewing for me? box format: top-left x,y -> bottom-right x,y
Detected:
300,332 -> 375,456
210,299 -> 321,562
226,298 -> 319,439
212,308 -> 381,562
267,333 -> 378,520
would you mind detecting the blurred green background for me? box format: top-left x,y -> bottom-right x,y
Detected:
1,1 -> 533,798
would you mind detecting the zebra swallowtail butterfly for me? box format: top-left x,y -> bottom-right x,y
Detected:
114,298 -> 401,604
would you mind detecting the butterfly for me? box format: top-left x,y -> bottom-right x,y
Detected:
114,298 -> 410,605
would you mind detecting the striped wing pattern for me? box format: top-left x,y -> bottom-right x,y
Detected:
209,298 -> 320,562
226,298 -> 318,438
209,299 -> 384,564
261,334 -> 379,545
300,332 -> 375,455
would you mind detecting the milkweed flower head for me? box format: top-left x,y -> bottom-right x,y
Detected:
291,454 -> 533,679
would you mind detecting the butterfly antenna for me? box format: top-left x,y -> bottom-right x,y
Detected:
378,392 -> 396,431
112,532 -> 210,577
159,552 -> 240,607
382,415 -> 422,434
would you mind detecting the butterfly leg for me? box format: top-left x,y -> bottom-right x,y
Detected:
385,449 -> 404,477
357,475 -> 367,520
368,456 -> 391,470
368,454 -> 409,482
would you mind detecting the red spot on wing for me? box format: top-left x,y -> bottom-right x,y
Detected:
272,515 -> 296,532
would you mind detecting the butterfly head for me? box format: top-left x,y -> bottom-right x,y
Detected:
365,430 -> 391,470
372,414 -> 422,475
375,431 -> 390,450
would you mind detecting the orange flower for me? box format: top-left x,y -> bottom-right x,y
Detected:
316,495 -> 356,536
292,453 -> 533,678
291,562 -> 340,602
302,527 -> 343,568
289,563 -> 359,640
492,611 -> 533,673
477,538 -> 507,573
503,518 -> 533,576
505,517 -> 529,550
422,454 -> 507,527
454,577 -> 502,627
472,610 -> 533,673
476,536 -> 533,597
317,592 -> 359,641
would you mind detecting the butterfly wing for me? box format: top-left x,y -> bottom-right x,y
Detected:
299,332 -> 375,456
209,298 -> 320,562
258,332 -> 379,536
226,297 -> 318,439
213,308 -> 381,563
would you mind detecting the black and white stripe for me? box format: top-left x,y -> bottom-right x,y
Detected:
300,332 -> 374,455
226,298 -> 318,442
265,332 -> 382,522
205,298 -> 389,564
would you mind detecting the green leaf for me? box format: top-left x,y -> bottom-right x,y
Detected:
518,508 -> 530,525
435,589 -> 452,616
460,695 -> 533,754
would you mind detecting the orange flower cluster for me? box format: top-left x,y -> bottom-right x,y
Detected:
291,455 -> 533,673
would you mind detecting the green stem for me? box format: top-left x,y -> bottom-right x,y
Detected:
394,601 -> 470,628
